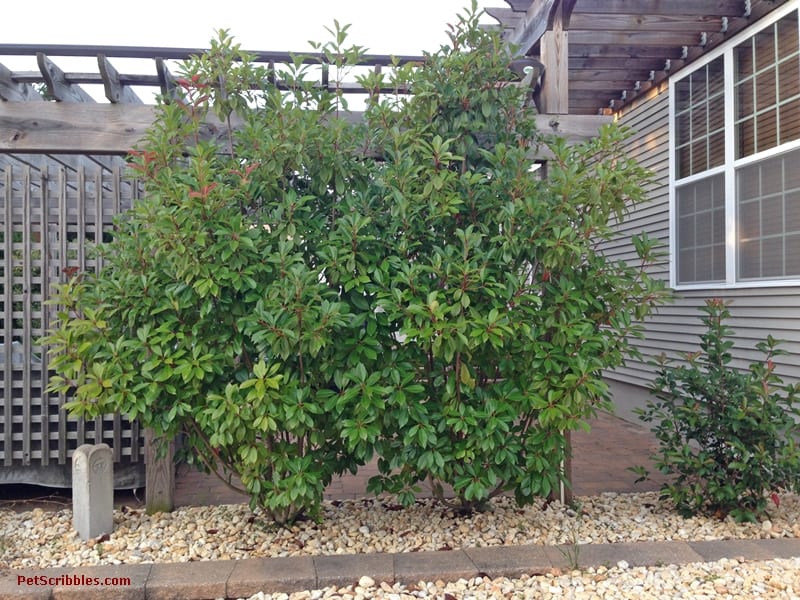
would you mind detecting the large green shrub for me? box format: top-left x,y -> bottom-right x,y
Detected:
44,28 -> 386,524
633,299 -> 800,522
45,4 -> 668,522
361,8 -> 667,511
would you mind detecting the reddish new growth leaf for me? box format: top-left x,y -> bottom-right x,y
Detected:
188,183 -> 218,199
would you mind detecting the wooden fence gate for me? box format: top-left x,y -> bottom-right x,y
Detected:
0,156 -> 146,487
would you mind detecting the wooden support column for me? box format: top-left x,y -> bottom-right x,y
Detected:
144,428 -> 175,514
539,1 -> 569,114
541,1 -> 573,507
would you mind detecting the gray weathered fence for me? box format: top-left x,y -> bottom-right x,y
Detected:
0,157 -> 146,487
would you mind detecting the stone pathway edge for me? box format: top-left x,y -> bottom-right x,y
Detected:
1,537 -> 799,600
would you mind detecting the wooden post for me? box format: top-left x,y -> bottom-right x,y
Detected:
144,428 -> 175,514
560,430 -> 573,506
541,1 -> 573,505
539,1 -> 569,115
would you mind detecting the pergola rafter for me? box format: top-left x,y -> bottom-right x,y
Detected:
0,43 -> 610,159
487,0 -> 790,114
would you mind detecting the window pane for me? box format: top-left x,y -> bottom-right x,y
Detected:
692,140 -> 708,173
676,111 -> 692,147
677,144 -> 692,180
709,132 -> 725,169
737,117 -> 755,159
779,98 -> 800,145
676,57 -> 725,179
708,59 -> 725,96
761,195 -> 783,236
737,12 -> 800,158
675,79 -> 691,113
739,198 -> 760,240
754,27 -> 776,72
778,56 -> 799,101
708,94 -> 725,132
736,147 -> 800,281
735,40 -> 754,82
777,11 -> 799,62
691,70 -> 708,106
676,173 -> 726,284
762,237 -> 784,277
756,108 -> 778,153
785,191 -> 800,231
756,68 -> 777,112
786,234 -> 800,275
739,240 -> 761,279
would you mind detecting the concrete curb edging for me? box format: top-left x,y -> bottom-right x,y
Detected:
2,537 -> 799,600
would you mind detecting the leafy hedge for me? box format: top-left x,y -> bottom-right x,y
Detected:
45,4 -> 667,523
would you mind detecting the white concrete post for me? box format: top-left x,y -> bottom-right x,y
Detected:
72,443 -> 114,540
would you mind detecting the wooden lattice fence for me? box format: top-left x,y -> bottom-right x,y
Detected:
0,158 -> 146,487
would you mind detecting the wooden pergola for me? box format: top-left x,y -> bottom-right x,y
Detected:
486,0 -> 790,115
0,0 -> 791,509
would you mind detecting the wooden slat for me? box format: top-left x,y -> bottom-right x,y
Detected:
37,53 -> 95,103
2,165 -> 12,465
569,30 -> 708,46
573,0 -> 747,16
569,56 -> 667,71
39,165 -> 51,466
155,57 -> 179,102
0,63 -> 43,102
21,165 -> 32,465
98,55 -> 143,104
570,43 -> 688,59
569,69 -> 654,83
56,165 -> 68,465
569,79 -> 637,91
569,13 -> 726,31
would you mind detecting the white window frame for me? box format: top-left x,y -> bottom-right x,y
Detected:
669,0 -> 800,290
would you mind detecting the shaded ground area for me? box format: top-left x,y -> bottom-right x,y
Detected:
0,411 -> 669,513
174,411 -> 671,507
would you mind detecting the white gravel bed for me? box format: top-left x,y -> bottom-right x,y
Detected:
2,491 -> 799,570
235,558 -> 800,600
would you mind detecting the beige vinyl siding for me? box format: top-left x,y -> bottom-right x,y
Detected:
603,85 -> 800,389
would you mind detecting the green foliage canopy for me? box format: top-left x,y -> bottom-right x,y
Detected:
45,5 -> 668,522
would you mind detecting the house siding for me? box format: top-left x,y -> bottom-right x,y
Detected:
604,86 -> 800,391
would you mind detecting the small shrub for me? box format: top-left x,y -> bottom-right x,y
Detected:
633,299 -> 800,522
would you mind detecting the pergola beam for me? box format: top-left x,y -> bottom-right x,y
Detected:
573,0 -> 746,17
0,102 -> 156,154
0,100 -> 609,156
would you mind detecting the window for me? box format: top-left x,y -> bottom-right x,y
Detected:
671,5 -> 800,288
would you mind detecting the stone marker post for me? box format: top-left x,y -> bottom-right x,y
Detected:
72,443 -> 114,540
